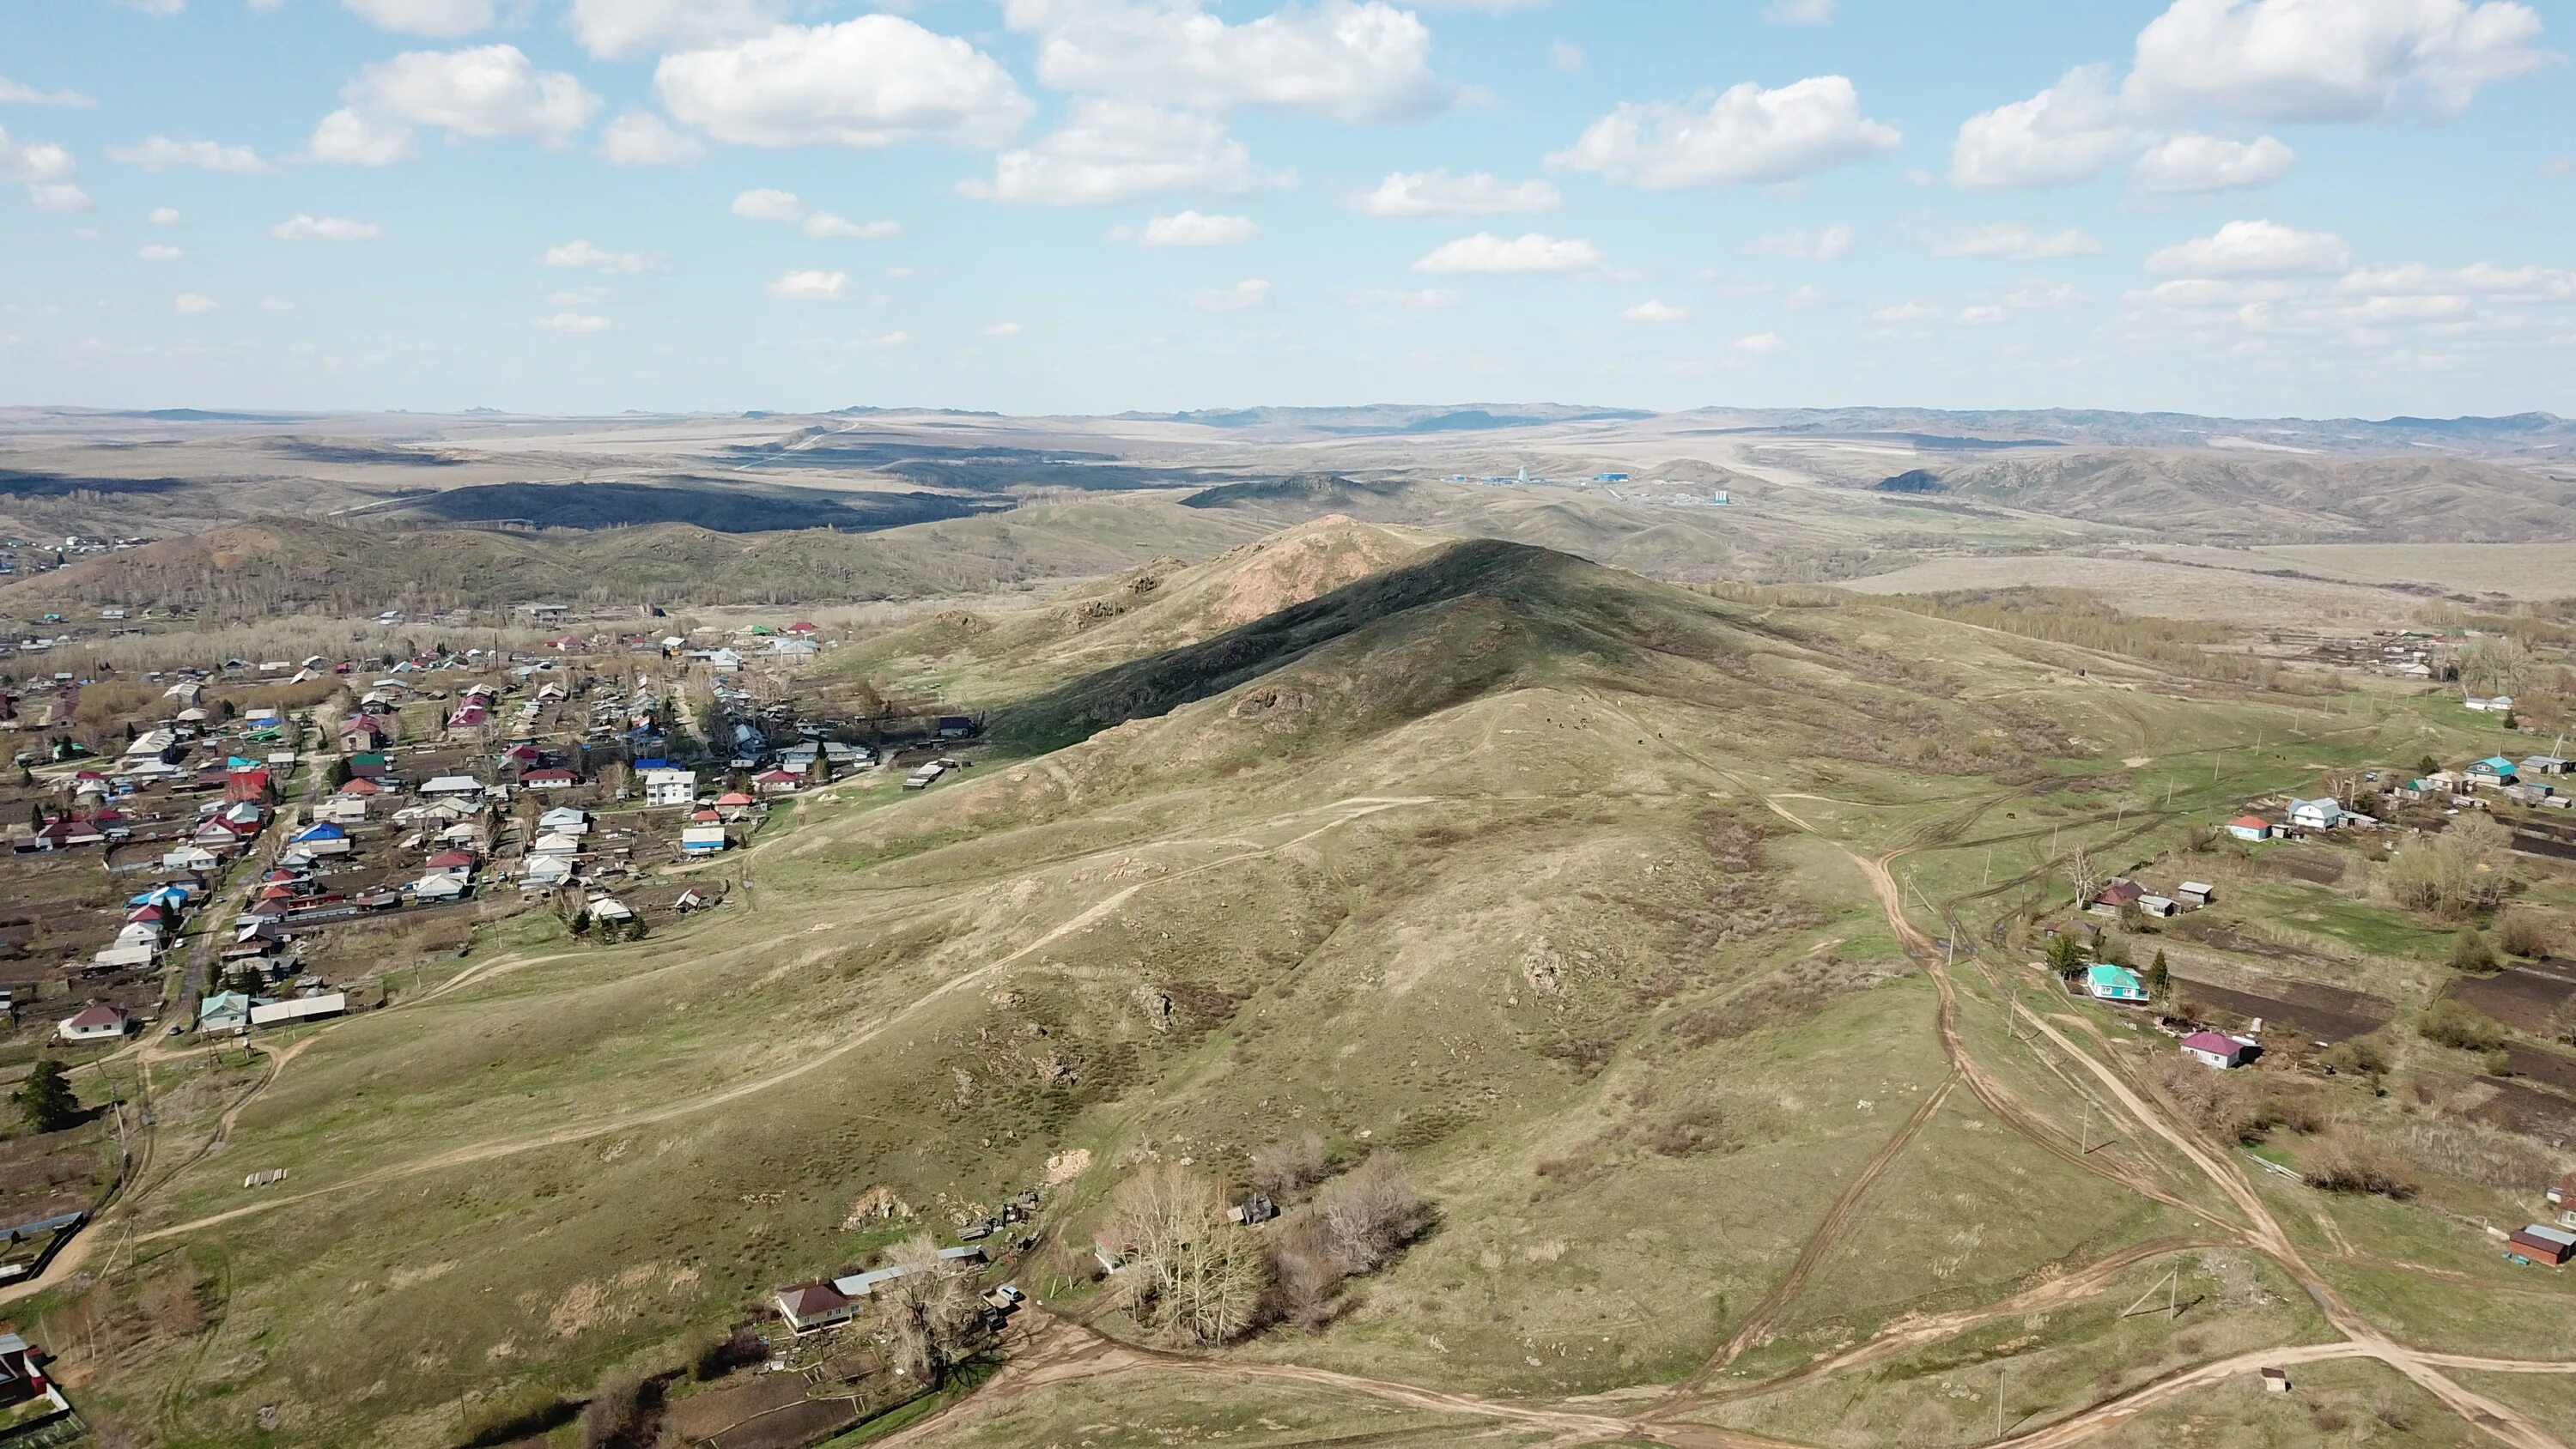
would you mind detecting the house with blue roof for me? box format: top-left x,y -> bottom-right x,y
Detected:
2085,964 -> 2149,1003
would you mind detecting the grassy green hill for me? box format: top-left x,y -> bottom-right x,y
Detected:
36,522 -> 2576,1449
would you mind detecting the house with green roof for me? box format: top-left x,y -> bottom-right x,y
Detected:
2469,755 -> 2520,785
2085,964 -> 2148,1003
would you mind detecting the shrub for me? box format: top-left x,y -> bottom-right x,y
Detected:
691,1328 -> 764,1381
2495,909 -> 2556,960
2318,1032 -> 2391,1079
2417,1000 -> 2508,1053
1249,1131 -> 1329,1203
2302,1128 -> 2415,1198
2450,928 -> 2497,973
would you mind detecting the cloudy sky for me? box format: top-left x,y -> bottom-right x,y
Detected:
2,0 -> 2569,416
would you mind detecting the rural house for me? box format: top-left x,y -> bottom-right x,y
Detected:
2469,757 -> 2519,786
2287,797 -> 2343,831
2509,1225 -> 2576,1266
641,767 -> 696,808
2226,815 -> 2272,843
775,1282 -> 859,1334
58,1005 -> 129,1043
2179,1031 -> 2257,1070
2085,964 -> 2149,1003
2466,695 -> 2515,714
2088,879 -> 2145,916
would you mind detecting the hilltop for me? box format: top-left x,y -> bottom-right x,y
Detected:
1934,450 -> 2576,543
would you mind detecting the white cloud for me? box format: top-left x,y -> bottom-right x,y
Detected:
2129,132 -> 2295,192
1139,209 -> 1258,246
1551,42 -> 1584,73
174,293 -> 216,314
137,244 -> 182,261
0,78 -> 95,107
149,207 -> 179,225
1783,284 -> 1825,310
107,136 -> 274,174
1351,287 -> 1458,309
1915,221 -> 2102,260
656,17 -> 1030,150
310,45 -> 599,164
568,0 -> 786,60
1956,304 -> 2008,324
1623,299 -> 1687,323
1871,301 -> 1942,323
1734,330 -> 1784,354
1767,0 -> 1834,20
546,286 -> 608,305
1003,0 -> 1448,124
598,112 -> 704,167
769,270 -> 851,300
732,188 -> 805,223
1747,223 -> 1852,260
539,312 -> 611,332
0,125 -> 86,212
270,214 -> 383,241
2004,282 -> 2085,308
732,188 -> 898,239
1349,170 -> 1560,218
2337,262 -> 2576,301
805,215 -> 900,240
1412,231 -> 1603,275
545,239 -> 658,272
2125,0 -> 2552,123
258,297 -> 295,312
981,321 -> 1024,336
1550,76 -> 1900,189
965,100 -> 1258,206
2146,219 -> 2348,276
1951,64 -> 2135,189
1187,277 -> 1271,312
340,0 -> 494,38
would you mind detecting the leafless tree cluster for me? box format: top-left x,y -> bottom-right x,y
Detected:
1248,1130 -> 1328,1201
2382,814 -> 2512,917
1099,1163 -> 1271,1346
1268,1151 -> 1431,1331
864,1234 -> 984,1387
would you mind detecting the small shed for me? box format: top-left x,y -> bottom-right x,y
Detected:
2509,1225 -> 2575,1266
2177,881 -> 2215,906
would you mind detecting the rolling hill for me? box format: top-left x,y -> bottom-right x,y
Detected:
1930,450 -> 2576,542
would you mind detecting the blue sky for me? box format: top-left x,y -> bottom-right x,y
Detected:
1,0 -> 2569,416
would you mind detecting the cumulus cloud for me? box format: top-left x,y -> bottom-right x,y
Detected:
1622,299 -> 1687,322
656,17 -> 1030,150
1550,76 -> 1900,189
1412,231 -> 1602,275
964,100 -> 1259,205
2125,0 -> 2552,123
769,270 -> 851,300
1951,64 -> 2136,189
1872,301 -> 1942,323
1956,304 -> 2008,324
568,0 -> 785,60
174,293 -> 216,314
598,112 -> 704,167
732,188 -> 803,223
1768,0 -> 1834,20
1139,209 -> 1257,246
137,243 -> 182,261
1004,0 -> 1448,124
981,321 -> 1024,336
270,214 -> 383,241
2129,132 -> 2295,192
1551,42 -> 1584,73
539,312 -> 611,332
1187,277 -> 1271,312
309,45 -> 599,164
0,77 -> 94,107
2146,219 -> 2348,276
545,239 -> 659,272
0,125 -> 87,213
1349,170 -> 1559,218
1747,223 -> 1852,260
2336,262 -> 2576,300
1734,330 -> 1784,354
149,207 -> 179,225
1912,221 -> 2101,260
340,0 -> 495,37
107,136 -> 272,173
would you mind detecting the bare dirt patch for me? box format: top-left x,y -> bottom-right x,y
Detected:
2444,958 -> 2576,1034
2169,972 -> 2394,1044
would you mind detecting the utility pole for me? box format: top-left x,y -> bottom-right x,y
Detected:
2079,1099 -> 2092,1155
1996,1362 -> 2008,1440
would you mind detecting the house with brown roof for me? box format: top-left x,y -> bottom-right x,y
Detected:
775,1282 -> 859,1334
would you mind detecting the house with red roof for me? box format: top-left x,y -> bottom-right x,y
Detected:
2227,815 -> 2272,843
58,1005 -> 130,1044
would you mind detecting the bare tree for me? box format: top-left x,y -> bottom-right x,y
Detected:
1313,1151 -> 1431,1275
866,1235 -> 981,1387
1249,1131 -> 1328,1202
1100,1163 -> 1271,1346
2063,845 -> 2100,911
